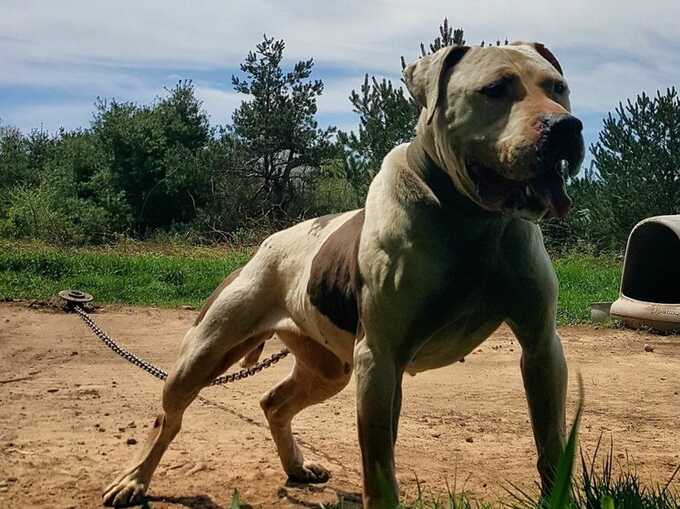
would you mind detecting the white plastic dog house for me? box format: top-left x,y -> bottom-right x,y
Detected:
610,215 -> 680,332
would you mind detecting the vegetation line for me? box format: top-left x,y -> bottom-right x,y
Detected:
0,242 -> 620,325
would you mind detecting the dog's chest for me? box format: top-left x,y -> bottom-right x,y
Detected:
406,306 -> 503,374
399,233 -> 508,373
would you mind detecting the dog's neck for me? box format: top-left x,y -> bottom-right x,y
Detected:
406,137 -> 500,221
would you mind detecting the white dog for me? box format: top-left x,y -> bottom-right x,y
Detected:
104,42 -> 584,508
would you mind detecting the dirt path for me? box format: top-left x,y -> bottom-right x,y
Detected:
1,303 -> 679,508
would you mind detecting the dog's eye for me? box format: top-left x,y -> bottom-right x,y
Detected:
479,81 -> 508,99
554,81 -> 567,95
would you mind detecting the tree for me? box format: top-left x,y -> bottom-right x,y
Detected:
0,126 -> 123,244
336,77 -> 420,196
92,80 -> 213,235
229,35 -> 336,223
338,19 -> 465,196
0,126 -> 52,192
589,87 -> 680,249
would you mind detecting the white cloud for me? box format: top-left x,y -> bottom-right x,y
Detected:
2,102 -> 97,133
2,0 -> 679,131
569,59 -> 680,114
0,57 -> 145,93
316,76 -> 368,114
194,86 -> 243,124
3,0 -> 679,69
331,119 -> 361,134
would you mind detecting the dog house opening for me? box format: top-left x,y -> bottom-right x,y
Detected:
621,222 -> 680,304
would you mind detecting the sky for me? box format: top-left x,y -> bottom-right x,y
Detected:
2,0 -> 680,160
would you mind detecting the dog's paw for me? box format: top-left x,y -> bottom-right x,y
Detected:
286,462 -> 331,485
102,472 -> 147,507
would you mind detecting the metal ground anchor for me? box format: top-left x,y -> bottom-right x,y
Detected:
58,289 -> 94,311
58,289 -> 94,304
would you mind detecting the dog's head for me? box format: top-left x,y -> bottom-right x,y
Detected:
403,42 -> 584,220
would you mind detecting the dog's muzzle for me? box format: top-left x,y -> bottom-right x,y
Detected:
466,113 -> 584,220
531,113 -> 585,218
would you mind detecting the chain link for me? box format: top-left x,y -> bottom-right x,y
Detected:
72,304 -> 289,385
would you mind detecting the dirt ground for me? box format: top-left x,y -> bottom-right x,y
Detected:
1,302 -> 679,509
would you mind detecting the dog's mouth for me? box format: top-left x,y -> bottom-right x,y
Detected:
467,158 -> 573,219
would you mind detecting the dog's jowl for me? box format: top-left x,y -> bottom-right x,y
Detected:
103,42 -> 583,509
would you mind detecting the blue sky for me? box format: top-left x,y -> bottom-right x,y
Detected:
2,0 -> 679,162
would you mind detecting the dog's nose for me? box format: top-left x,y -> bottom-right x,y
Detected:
540,113 -> 583,135
538,113 -> 585,176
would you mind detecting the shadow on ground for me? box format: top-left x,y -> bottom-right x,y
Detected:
147,494 -> 239,509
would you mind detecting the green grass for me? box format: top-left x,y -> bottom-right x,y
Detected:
554,254 -> 621,325
0,240 -> 252,309
0,241 -> 621,325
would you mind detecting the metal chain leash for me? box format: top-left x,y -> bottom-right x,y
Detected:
209,346 -> 289,386
61,290 -> 289,386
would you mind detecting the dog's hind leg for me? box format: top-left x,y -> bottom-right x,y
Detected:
240,340 -> 265,368
260,331 -> 352,484
102,330 -> 264,507
103,269 -> 276,507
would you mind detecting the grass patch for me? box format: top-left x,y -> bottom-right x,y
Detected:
0,241 -> 621,324
0,240 -> 252,308
554,254 -> 621,325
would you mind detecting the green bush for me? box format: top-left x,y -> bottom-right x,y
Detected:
2,181 -> 116,245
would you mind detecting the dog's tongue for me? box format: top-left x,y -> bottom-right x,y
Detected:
533,167 -> 572,218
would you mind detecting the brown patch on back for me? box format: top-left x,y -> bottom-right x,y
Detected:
307,210 -> 365,334
194,268 -> 242,325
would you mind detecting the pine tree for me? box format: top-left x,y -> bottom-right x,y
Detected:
590,87 -> 680,245
230,35 -> 336,222
338,19 -> 465,196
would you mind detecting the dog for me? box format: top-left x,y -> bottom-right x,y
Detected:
103,41 -> 584,508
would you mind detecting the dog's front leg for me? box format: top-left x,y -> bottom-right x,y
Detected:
355,338 -> 402,509
515,326 -> 568,494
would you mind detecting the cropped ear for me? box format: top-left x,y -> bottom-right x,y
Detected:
532,42 -> 563,75
403,45 -> 470,125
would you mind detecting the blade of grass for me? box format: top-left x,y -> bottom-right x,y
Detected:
599,495 -> 614,509
229,489 -> 241,509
